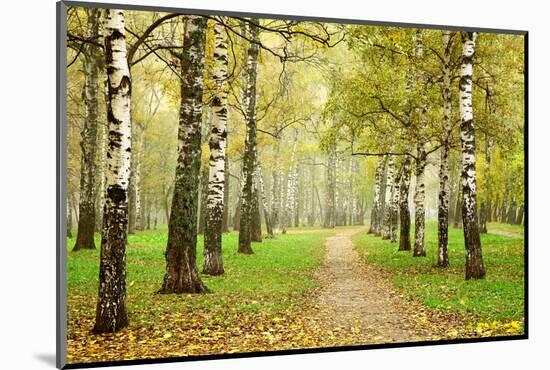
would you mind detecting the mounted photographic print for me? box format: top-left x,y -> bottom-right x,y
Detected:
56,1 -> 527,368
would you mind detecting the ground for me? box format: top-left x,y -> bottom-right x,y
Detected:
65,221 -> 525,364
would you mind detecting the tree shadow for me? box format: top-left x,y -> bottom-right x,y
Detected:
34,353 -> 56,367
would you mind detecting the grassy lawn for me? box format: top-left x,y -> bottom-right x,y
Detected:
66,226 -> 332,331
352,222 -> 525,327
66,227 -> 336,362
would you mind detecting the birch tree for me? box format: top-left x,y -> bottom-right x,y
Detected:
390,164 -> 402,243
382,155 -> 395,240
368,155 -> 385,235
93,8 -> 131,333
258,164 -> 274,238
238,19 -> 260,254
203,19 -> 229,276
159,15 -> 209,293
437,31 -> 453,268
398,153 -> 413,251
323,143 -> 336,228
73,8 -> 101,251
459,31 -> 485,280
413,30 -> 427,258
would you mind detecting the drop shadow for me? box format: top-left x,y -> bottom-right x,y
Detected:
34,353 -> 57,367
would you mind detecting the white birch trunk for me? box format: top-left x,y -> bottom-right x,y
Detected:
382,155 -> 395,239
203,19 -> 229,275
459,32 -> 485,279
93,8 -> 131,333
369,155 -> 385,234
413,30 -> 428,257
437,30 -> 453,267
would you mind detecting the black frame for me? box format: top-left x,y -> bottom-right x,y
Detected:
56,1 -> 529,368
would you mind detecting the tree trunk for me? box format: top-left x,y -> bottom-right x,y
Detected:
134,153 -> 143,231
258,164 -> 274,238
67,197 -> 73,238
459,31 -> 485,280
271,140 -> 281,233
398,154 -> 412,251
95,69 -> 109,233
74,8 -> 100,251
221,155 -> 230,233
382,155 -> 395,240
507,198 -> 517,224
238,19 -> 260,254
516,203 -> 524,225
128,176 -> 136,234
93,8 -> 131,333
203,19 -> 229,276
413,30 -> 427,258
284,135 -> 299,232
437,30 -> 453,268
251,169 -> 262,242
390,164 -> 402,243
369,155 -> 385,234
480,136 -> 493,233
159,16 -> 209,293
413,147 -> 427,257
197,165 -> 208,234
454,187 -> 463,228
323,143 -> 336,228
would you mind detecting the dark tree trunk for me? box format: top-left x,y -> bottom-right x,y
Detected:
67,197 -> 73,238
238,19 -> 260,254
507,199 -> 517,224
73,8 -> 101,251
516,203 -> 524,225
159,16 -> 209,293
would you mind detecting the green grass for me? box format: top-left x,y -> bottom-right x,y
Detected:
67,227 -> 332,327
352,222 -> 525,323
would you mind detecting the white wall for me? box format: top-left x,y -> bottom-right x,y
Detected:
0,0 -> 545,369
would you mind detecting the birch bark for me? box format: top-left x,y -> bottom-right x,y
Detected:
459,32 -> 485,280
398,153 -> 413,251
93,8 -> 131,333
413,30 -> 427,257
203,19 -> 229,275
437,31 -> 453,268
382,155 -> 395,240
368,155 -> 385,235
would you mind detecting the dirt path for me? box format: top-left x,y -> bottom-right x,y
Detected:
306,227 -> 442,345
